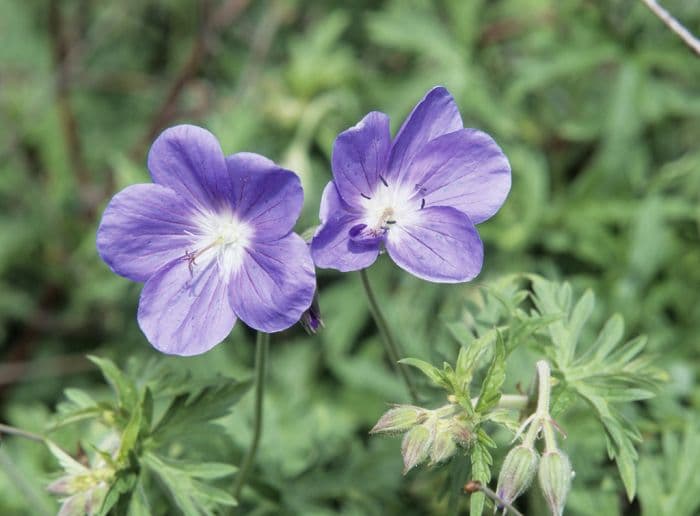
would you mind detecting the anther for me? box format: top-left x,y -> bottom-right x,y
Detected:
420,198 -> 426,210
182,239 -> 221,275
379,175 -> 389,187
361,193 -> 371,200
184,250 -> 198,275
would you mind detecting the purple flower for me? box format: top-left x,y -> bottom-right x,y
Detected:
311,86 -> 511,283
97,125 -> 315,356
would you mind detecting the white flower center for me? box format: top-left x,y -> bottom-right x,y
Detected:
361,182 -> 417,233
188,210 -> 253,277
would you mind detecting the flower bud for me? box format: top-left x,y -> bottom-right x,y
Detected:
370,405 -> 426,435
449,418 -> 474,447
47,477 -> 73,495
538,450 -> 572,516
429,420 -> 458,465
299,290 -> 323,334
401,421 -> 434,474
496,445 -> 539,507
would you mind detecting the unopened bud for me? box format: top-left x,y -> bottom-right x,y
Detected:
538,450 -> 572,516
47,477 -> 72,495
450,418 -> 474,447
401,421 -> 434,474
58,493 -> 87,516
496,445 -> 539,506
429,420 -> 457,465
370,405 -> 426,435
300,291 -> 324,334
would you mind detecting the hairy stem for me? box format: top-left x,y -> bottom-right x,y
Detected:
535,360 -> 551,415
232,331 -> 269,501
497,394 -> 529,411
464,480 -> 525,516
641,0 -> 700,56
522,361 -> 554,448
359,269 -> 419,403
0,423 -> 47,444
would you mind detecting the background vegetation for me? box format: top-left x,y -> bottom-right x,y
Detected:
0,0 -> 698,514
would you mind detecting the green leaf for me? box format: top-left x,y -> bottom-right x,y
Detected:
142,452 -> 237,515
152,379 -> 251,445
528,275 -> 664,500
474,334 -> 506,414
453,328 -> 497,395
46,441 -> 86,475
117,391 -> 143,464
87,355 -> 138,411
638,424 -> 700,516
97,471 -> 137,516
156,457 -> 238,479
469,434 -> 493,516
549,386 -> 578,418
127,478 -> 152,516
399,358 -> 450,389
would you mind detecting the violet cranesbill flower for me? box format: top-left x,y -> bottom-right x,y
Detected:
311,86 -> 511,283
97,125 -> 315,356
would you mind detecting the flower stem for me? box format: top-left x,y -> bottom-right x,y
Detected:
359,269 -> 419,403
522,360 -> 554,448
497,394 -> 529,411
464,480 -> 524,516
0,423 -> 47,443
535,360 -> 551,415
232,331 -> 269,502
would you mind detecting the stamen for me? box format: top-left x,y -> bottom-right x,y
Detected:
184,250 -> 197,275
385,220 -> 396,225
420,198 -> 425,210
379,174 -> 389,187
361,193 -> 371,200
182,239 -> 222,275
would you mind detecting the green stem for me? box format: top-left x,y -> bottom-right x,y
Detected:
542,420 -> 558,453
497,394 -> 529,411
465,480 -> 524,516
0,423 -> 46,443
523,360 -> 554,448
359,269 -> 419,403
232,331 -> 269,501
535,360 -> 551,415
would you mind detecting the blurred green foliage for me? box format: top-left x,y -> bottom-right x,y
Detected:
1,0 -> 699,514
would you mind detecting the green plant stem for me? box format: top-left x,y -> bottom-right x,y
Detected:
232,331 -> 269,502
465,480 -> 524,516
0,423 -> 46,443
359,269 -> 420,403
535,360 -> 551,414
496,394 -> 529,411
523,360 -> 554,448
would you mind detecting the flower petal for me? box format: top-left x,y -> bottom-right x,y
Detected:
137,257 -> 236,356
386,206 -> 483,283
229,233 -> 315,332
319,181 -> 360,221
225,152 -> 303,240
386,86 -> 463,183
403,129 -> 511,224
332,111 -> 391,206
311,183 -> 380,272
96,184 -> 198,282
147,125 -> 231,208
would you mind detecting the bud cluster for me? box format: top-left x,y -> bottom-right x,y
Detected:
495,361 -> 573,515
47,432 -> 120,516
370,403 -> 475,474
